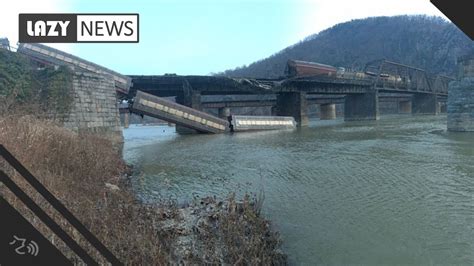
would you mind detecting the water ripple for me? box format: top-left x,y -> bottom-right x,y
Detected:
124,115 -> 474,265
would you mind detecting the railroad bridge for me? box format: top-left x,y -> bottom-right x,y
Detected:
129,59 -> 450,126
16,43 -> 451,135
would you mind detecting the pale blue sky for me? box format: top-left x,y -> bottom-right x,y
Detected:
1,0 -> 446,75
72,0 -> 311,75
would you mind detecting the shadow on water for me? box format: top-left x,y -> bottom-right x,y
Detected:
123,114 -> 474,265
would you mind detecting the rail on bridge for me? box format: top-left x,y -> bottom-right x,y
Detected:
130,91 -> 229,133
363,59 -> 452,94
17,43 -> 132,94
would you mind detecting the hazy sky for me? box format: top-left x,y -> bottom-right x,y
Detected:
1,0 -> 448,75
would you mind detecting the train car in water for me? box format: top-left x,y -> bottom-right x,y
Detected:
229,115 -> 296,132
285,59 -> 339,78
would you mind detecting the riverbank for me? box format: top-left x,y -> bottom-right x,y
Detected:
0,115 -> 286,264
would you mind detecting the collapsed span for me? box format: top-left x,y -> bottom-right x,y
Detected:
130,91 -> 229,134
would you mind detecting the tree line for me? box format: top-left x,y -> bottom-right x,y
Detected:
220,15 -> 474,79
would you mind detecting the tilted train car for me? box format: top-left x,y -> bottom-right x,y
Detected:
285,59 -> 339,78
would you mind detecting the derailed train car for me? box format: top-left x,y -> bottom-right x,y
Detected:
285,59 -> 342,78
229,115 -> 296,132
285,59 -> 403,83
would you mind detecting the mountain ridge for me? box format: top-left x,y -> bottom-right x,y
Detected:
220,15 -> 473,78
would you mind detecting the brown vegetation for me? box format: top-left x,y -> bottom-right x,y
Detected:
0,115 -> 286,265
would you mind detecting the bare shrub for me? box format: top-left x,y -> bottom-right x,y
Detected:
219,193 -> 287,265
0,115 -> 170,264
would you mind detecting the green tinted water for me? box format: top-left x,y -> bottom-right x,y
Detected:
124,115 -> 474,265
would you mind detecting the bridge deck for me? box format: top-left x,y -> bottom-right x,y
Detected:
129,75 -> 275,96
130,91 -> 229,133
13,43 -> 450,97
18,43 -> 132,94
130,72 -> 450,97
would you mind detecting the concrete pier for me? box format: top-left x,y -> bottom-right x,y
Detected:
123,112 -> 130,128
271,106 -> 277,116
398,101 -> 412,114
218,107 -> 231,119
176,90 -> 202,110
412,94 -> 438,115
319,103 -> 336,120
276,92 -> 309,126
439,102 -> 447,113
344,92 -> 379,121
448,54 -> 474,131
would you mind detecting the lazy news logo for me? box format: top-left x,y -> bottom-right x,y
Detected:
19,13 -> 139,43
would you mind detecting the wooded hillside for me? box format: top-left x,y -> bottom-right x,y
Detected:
221,16 -> 473,78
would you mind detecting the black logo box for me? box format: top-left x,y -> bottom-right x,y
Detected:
0,144 -> 123,265
19,13 -> 139,43
0,195 -> 72,265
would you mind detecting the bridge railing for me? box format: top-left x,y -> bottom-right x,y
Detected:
363,59 -> 450,94
426,75 -> 452,94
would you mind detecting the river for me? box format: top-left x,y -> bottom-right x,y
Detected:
123,115 -> 473,265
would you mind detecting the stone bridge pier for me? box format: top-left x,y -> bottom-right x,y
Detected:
271,105 -> 277,116
275,92 -> 309,126
319,103 -> 336,120
439,102 -> 447,113
63,71 -> 124,152
448,54 -> 474,131
398,100 -> 412,114
218,107 -> 231,119
412,93 -> 438,115
123,112 -> 130,128
344,91 -> 379,121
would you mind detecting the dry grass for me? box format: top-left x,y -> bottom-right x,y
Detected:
0,115 -> 287,265
0,115 -> 171,264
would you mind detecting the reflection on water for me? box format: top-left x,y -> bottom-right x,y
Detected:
123,115 -> 474,265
